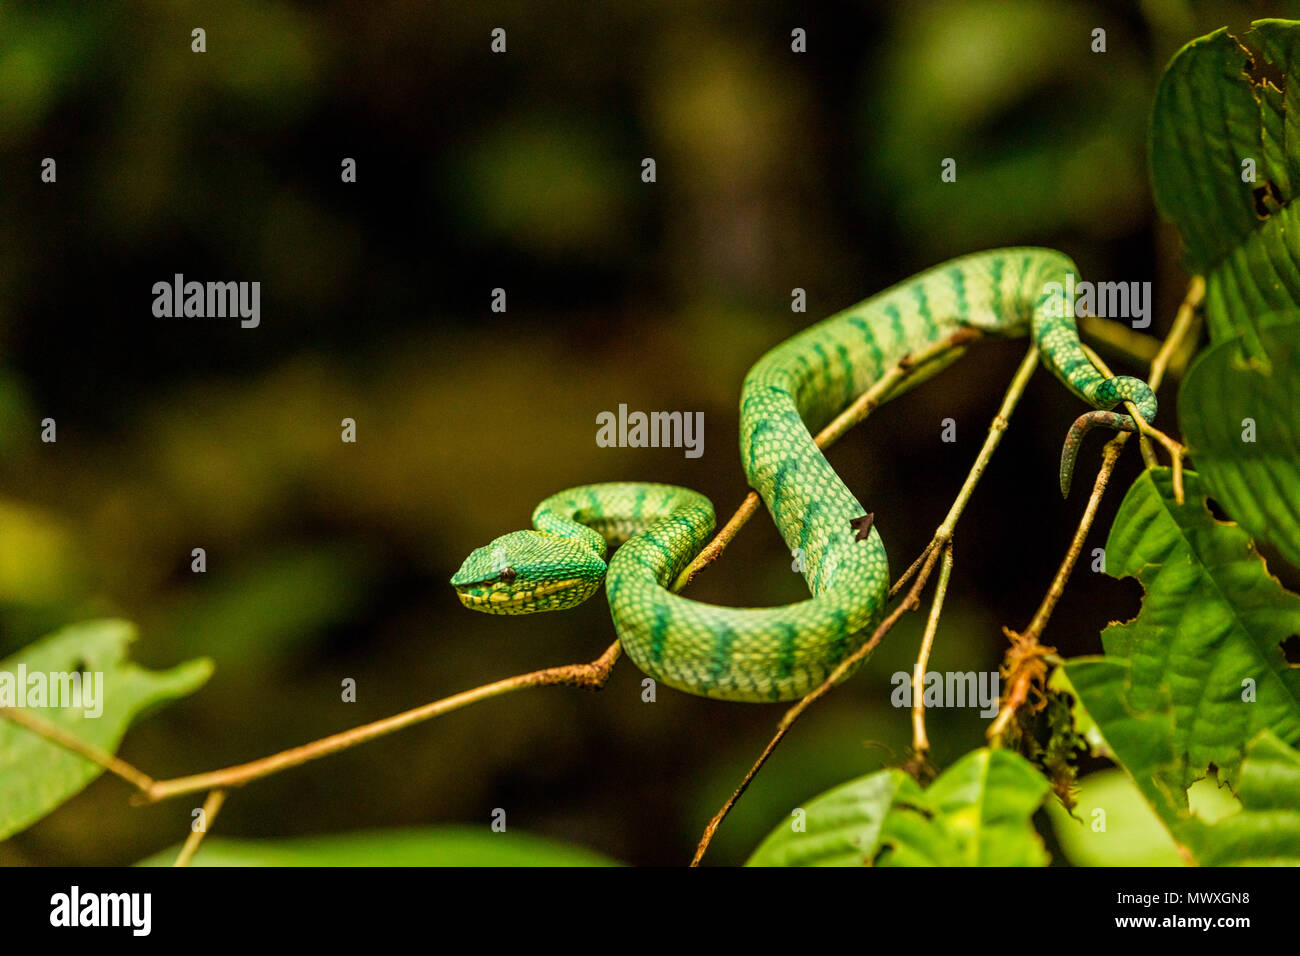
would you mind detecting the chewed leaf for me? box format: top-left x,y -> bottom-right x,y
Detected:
1179,317 -> 1300,569
1047,768 -> 1239,867
1067,657 -> 1300,865
1189,731 -> 1300,865
1099,469 -> 1300,788
1151,20 -> 1300,345
0,620 -> 212,841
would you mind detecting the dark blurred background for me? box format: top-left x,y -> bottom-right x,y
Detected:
2,0 -> 1298,866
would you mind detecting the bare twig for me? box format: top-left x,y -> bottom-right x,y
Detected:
0,706 -> 157,792
987,433 -> 1127,742
8,641 -> 622,807
174,789 -> 227,867
138,641 -> 622,803
911,542 -> 955,758
1152,277 -> 1205,389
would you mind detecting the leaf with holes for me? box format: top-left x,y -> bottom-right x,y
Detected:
0,620 -> 212,841
1067,657 -> 1189,827
1180,316 -> 1300,569
1047,768 -> 1240,867
746,749 -> 1049,867
1088,469 -> 1300,791
1150,19 -> 1300,347
1188,730 -> 1300,865
1066,658 -> 1300,864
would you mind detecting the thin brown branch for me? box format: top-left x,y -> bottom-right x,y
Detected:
911,542 -> 955,758
137,640 -> 622,803
670,491 -> 763,592
987,432 -> 1127,742
1151,276 -> 1205,390
0,706 -> 157,792
1027,437 -> 1126,645
4,647 -> 622,808
174,789 -> 227,867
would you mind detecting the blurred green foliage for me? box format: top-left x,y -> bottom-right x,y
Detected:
136,826 -> 620,867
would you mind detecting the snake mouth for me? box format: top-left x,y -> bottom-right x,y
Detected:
454,586 -> 527,612
454,577 -> 590,614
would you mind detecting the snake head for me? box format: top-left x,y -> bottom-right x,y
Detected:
451,530 -> 605,615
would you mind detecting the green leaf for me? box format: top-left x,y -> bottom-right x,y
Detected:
1098,468 -> 1300,787
1066,658 -> 1300,864
1150,19 -> 1300,344
1066,658 -> 1186,822
0,620 -> 212,841
924,747 -> 1052,866
745,768 -> 931,867
1179,316 -> 1300,568
1189,730 -> 1300,865
746,749 -> 1049,867
136,826 -> 620,867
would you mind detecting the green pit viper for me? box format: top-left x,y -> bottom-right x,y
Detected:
451,248 -> 1155,702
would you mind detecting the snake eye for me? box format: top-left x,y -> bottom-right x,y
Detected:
499,567 -> 517,584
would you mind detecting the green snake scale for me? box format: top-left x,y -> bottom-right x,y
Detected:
452,248 -> 1156,702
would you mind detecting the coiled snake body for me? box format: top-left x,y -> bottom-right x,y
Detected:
452,248 -> 1155,702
